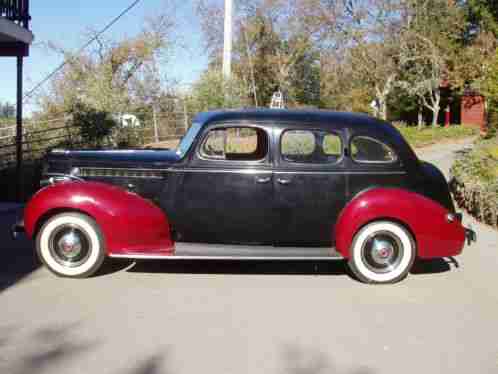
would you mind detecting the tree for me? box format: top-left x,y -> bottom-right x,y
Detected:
398,0 -> 465,127
196,0 -> 320,107
38,11 -> 175,117
185,69 -> 249,113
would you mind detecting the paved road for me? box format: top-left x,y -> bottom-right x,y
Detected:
1,139 -> 497,374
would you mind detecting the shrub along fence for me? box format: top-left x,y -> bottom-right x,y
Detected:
450,137 -> 498,229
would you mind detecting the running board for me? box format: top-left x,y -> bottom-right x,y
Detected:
109,242 -> 344,260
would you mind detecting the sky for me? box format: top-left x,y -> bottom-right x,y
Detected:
0,0 -> 209,114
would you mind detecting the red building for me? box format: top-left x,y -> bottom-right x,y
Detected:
461,92 -> 487,132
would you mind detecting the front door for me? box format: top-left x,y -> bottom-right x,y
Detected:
274,126 -> 348,246
172,123 -> 275,244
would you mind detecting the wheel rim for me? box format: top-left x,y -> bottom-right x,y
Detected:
48,224 -> 92,268
361,230 -> 404,274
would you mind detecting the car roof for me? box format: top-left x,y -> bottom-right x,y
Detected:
192,109 -> 418,165
194,108 -> 400,139
197,108 -> 389,128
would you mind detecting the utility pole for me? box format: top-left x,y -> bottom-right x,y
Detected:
16,55 -> 23,202
222,0 -> 233,80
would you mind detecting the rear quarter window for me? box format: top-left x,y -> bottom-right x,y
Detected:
350,136 -> 397,163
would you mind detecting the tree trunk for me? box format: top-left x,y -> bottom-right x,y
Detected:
379,99 -> 387,120
417,106 -> 423,130
431,105 -> 440,127
431,90 -> 441,127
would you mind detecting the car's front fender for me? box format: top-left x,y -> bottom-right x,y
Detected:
334,188 -> 465,259
24,181 -> 173,255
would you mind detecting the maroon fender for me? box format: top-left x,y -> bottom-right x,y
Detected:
334,188 -> 465,259
24,181 -> 174,255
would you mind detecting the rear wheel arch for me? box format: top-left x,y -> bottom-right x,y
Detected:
355,216 -> 418,254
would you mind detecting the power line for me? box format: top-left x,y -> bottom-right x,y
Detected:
23,0 -> 143,103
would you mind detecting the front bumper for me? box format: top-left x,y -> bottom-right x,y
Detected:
11,219 -> 25,240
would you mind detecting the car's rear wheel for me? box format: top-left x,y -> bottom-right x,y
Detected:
36,212 -> 106,278
348,221 -> 416,284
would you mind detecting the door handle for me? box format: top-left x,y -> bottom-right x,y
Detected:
256,177 -> 271,184
277,178 -> 291,185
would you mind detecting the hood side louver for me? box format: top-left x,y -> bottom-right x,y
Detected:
79,168 -> 164,179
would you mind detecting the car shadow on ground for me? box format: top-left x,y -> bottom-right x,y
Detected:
126,259 -> 350,277
123,257 -> 457,280
410,257 -> 458,274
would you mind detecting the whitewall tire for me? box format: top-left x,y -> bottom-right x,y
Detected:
36,212 -> 106,278
348,221 -> 416,284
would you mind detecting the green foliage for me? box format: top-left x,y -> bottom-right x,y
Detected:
450,136 -> 498,228
69,102 -> 118,148
482,50 -> 498,138
186,69 -> 249,113
464,0 -> 498,38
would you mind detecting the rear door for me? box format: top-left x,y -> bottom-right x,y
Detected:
273,125 -> 348,246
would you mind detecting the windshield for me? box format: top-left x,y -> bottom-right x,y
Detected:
176,121 -> 203,158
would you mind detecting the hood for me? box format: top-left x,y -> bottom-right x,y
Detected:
42,148 -> 182,179
46,148 -> 181,171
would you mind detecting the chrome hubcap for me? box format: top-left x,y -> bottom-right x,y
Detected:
57,232 -> 83,259
361,231 -> 403,274
49,225 -> 91,268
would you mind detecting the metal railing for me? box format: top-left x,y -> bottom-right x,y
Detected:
0,111 -> 193,169
0,0 -> 30,26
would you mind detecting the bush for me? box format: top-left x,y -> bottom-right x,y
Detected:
70,102 -> 117,148
450,137 -> 498,229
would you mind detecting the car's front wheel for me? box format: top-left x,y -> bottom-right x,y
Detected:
348,221 -> 416,284
36,212 -> 106,278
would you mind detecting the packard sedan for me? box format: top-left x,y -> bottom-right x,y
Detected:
13,109 -> 475,283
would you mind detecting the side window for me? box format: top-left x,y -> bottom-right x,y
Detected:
281,130 -> 342,163
351,136 -> 397,163
200,127 -> 268,161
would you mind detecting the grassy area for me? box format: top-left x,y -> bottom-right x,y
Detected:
398,125 -> 478,148
450,136 -> 498,229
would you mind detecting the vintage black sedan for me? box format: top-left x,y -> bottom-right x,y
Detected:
15,109 -> 475,283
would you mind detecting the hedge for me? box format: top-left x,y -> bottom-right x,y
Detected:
450,137 -> 498,229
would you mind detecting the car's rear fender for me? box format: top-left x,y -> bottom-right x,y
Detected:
334,188 -> 465,259
24,181 -> 173,255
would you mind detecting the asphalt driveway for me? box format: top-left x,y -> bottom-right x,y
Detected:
1,138 -> 497,374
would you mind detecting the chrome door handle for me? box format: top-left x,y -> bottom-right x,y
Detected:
256,177 -> 271,184
277,178 -> 291,185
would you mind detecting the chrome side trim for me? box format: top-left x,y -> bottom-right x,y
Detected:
168,168 -> 406,175
109,254 -> 344,260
